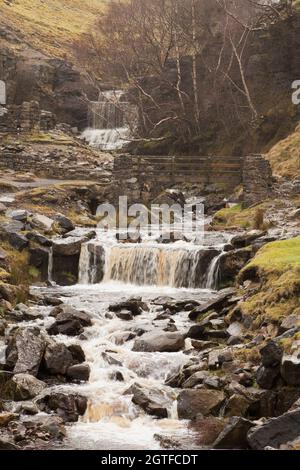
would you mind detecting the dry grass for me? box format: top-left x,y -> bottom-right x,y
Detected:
266,123 -> 300,178
0,0 -> 107,59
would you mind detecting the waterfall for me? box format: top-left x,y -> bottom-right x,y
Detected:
206,252 -> 223,290
48,247 -> 53,284
78,242 -> 105,285
81,91 -> 136,151
78,238 -> 222,289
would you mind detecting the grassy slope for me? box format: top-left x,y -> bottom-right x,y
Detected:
239,237 -> 300,324
0,0 -> 107,59
266,123 -> 300,178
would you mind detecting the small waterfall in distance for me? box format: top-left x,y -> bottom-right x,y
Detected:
81,90 -> 136,151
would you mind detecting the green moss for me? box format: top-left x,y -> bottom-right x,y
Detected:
238,237 -> 300,324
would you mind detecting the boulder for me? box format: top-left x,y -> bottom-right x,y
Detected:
6,328 -> 45,376
116,310 -> 134,321
132,330 -> 185,353
231,230 -> 266,249
37,392 -> 88,423
52,237 -> 88,256
177,389 -> 225,419
189,289 -> 236,321
48,305 -> 92,337
26,231 -> 52,247
218,248 -> 253,287
29,247 -> 49,280
68,344 -> 85,364
66,364 -> 90,382
247,409 -> 300,450
31,214 -> 54,231
54,214 -> 75,234
8,210 -> 29,222
260,341 -> 283,368
213,417 -> 253,449
2,374 -> 46,401
185,325 -> 205,340
189,416 -> 226,446
109,299 -> 147,316
256,366 -> 280,390
7,232 -> 28,251
129,383 -> 170,419
281,356 -> 300,386
43,341 -> 74,375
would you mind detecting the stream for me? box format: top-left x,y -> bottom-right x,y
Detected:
28,227 -> 232,450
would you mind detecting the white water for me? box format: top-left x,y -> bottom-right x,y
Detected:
32,284 -> 215,450
77,227 -> 229,289
31,227 -> 232,449
81,127 -> 130,151
81,90 -> 136,151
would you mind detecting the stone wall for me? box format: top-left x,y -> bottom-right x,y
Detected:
243,154 -> 273,208
0,100 -> 56,133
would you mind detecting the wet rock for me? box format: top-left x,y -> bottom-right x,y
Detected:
14,402 -> 39,416
189,289 -> 236,321
185,325 -> 205,340
218,248 -> 253,287
66,364 -> 90,382
0,319 -> 7,336
6,328 -> 45,376
281,356 -> 300,386
68,344 -> 85,364
101,352 -> 122,367
129,383 -> 170,419
177,389 -> 225,419
48,305 -> 92,337
213,417 -> 253,449
3,374 -> 46,401
109,299 -> 147,316
116,310 -> 134,321
8,415 -> 66,445
37,392 -> 88,423
247,409 -> 300,450
132,330 -> 185,353
43,341 -> 74,375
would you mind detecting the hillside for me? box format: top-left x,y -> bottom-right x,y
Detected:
0,0 -> 107,60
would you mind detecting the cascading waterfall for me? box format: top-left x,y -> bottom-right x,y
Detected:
206,252 -> 224,290
77,236 -> 223,289
48,247 -> 53,284
81,90 -> 136,151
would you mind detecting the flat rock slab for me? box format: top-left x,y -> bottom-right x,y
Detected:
132,330 -> 185,353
